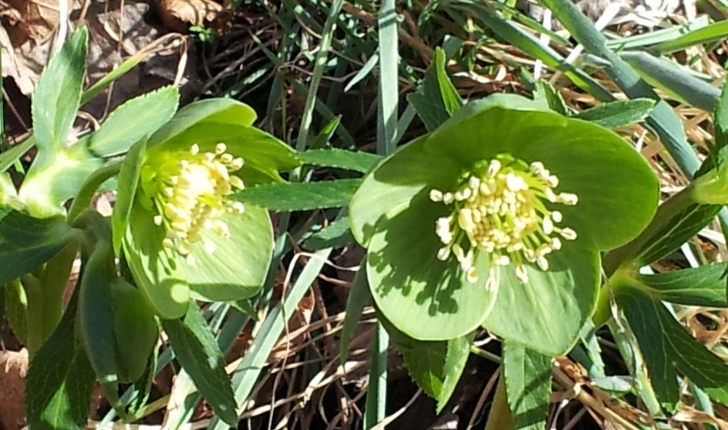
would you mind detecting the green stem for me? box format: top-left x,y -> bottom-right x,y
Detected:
23,274 -> 45,358
37,239 -> 80,343
66,160 -> 123,225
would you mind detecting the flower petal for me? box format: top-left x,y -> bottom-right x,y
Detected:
482,239 -> 600,356
124,200 -> 190,319
183,206 -> 273,301
349,134 -> 461,246
366,193 -> 497,341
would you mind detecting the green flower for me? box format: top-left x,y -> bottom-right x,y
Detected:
349,95 -> 659,355
116,99 -> 299,319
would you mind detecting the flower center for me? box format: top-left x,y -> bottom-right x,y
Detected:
430,154 -> 578,289
140,143 -> 246,265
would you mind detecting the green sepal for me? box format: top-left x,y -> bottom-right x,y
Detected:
183,206 -> 273,302
123,199 -> 190,319
147,99 -> 299,185
482,238 -> 600,356
112,137 -> 147,255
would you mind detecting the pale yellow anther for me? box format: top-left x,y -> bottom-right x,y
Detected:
516,265 -> 529,283
560,228 -> 577,241
466,267 -> 478,283
430,189 -> 443,202
487,159 -> 501,177
430,156 -> 578,285
494,255 -> 510,266
143,142 -> 247,263
543,216 -> 554,235
231,158 -> 244,170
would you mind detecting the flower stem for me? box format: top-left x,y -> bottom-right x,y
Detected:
66,160 -> 123,225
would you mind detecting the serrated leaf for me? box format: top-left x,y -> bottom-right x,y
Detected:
298,149 -> 381,174
605,194 -> 721,273
26,293 -> 95,430
634,263 -> 728,307
32,28 -> 87,153
576,98 -> 655,129
304,216 -> 355,251
88,86 -> 178,157
232,179 -> 361,212
77,240 -> 126,417
617,283 -> 728,409
162,303 -> 238,426
503,341 -> 552,430
437,334 -> 472,413
399,339 -> 446,398
408,47 -> 463,132
340,266 -> 371,363
0,137 -> 35,174
0,210 -> 78,287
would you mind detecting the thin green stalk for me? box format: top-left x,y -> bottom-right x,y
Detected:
66,160 -> 123,224
23,274 -> 46,357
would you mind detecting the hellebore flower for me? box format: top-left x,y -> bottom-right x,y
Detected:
349,95 -> 659,355
116,99 -> 299,319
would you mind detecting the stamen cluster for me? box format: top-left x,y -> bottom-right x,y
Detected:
141,143 -> 246,265
430,156 -> 578,289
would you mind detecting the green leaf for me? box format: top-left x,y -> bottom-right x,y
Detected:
298,148 -> 381,174
398,337 -> 446,399
25,293 -> 95,430
652,20 -> 728,55
604,190 -> 721,273
482,241 -> 600,356
77,239 -> 126,416
634,263 -> 728,307
438,334 -> 472,413
485,376 -> 517,430
0,137 -> 35,174
620,51 -> 719,112
162,303 -> 238,427
575,99 -> 656,129
233,179 -> 361,212
617,282 -> 728,408
0,210 -> 78,287
123,199 -> 190,319
88,86 -> 179,158
32,27 -> 87,153
340,266 -> 371,363
408,47 -> 464,131
715,82 -> 728,151
304,216 -> 355,251
80,52 -> 145,106
111,278 -> 159,383
503,342 -> 552,430
112,137 -> 146,255
182,206 -> 273,302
